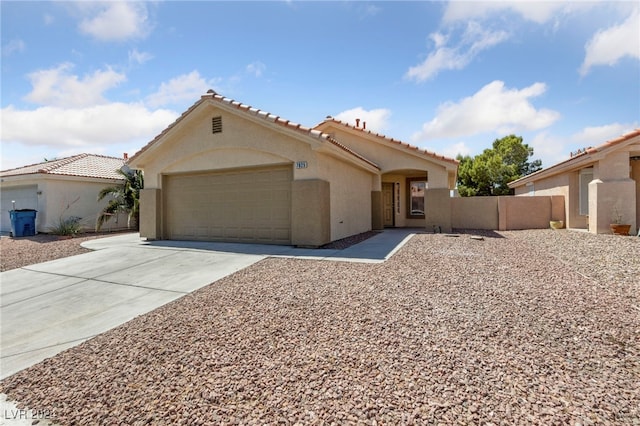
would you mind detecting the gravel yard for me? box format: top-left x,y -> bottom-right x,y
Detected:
1,229 -> 639,424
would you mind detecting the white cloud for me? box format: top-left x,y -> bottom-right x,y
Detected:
412,80 -> 560,141
334,107 -> 392,133
246,61 -> 266,77
145,71 -> 220,108
571,122 -> 638,146
358,3 -> 381,19
128,49 -> 153,66
528,132 -> 569,167
24,63 -> 126,108
77,2 -> 150,41
580,8 -> 640,76
1,103 -> 177,149
43,13 -> 54,26
441,141 -> 472,159
2,39 -> 25,56
526,122 -> 639,169
406,22 -> 508,82
443,2 -> 579,25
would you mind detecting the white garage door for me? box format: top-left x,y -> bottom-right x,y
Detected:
1,185 -> 38,233
164,166 -> 292,244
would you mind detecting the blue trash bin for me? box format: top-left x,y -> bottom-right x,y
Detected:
9,209 -> 37,237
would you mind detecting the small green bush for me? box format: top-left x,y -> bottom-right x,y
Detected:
50,216 -> 82,236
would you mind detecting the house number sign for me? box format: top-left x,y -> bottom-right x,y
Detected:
295,161 -> 308,169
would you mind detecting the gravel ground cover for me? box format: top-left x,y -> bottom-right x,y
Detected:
1,229 -> 639,425
0,232 -> 135,272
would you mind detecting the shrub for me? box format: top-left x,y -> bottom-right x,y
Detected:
50,216 -> 82,236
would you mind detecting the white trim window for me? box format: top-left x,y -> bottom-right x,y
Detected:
579,168 -> 593,216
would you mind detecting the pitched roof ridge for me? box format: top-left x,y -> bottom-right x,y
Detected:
206,93 -> 379,169
1,153 -> 86,174
207,92 -> 328,140
317,118 -> 459,165
130,91 -> 380,170
509,127 -> 640,187
1,153 -> 126,179
325,135 -> 380,169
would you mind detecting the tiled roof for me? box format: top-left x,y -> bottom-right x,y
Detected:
129,91 -> 382,169
509,128 -> 640,187
316,118 -> 459,166
0,154 -> 126,180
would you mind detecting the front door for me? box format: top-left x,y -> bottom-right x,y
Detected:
382,182 -> 394,227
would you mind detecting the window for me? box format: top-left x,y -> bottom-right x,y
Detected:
579,168 -> 593,216
212,116 -> 222,134
407,177 -> 427,218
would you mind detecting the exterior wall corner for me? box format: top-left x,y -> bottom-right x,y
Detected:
371,191 -> 383,230
424,188 -> 452,233
140,188 -> 161,240
291,179 -> 331,247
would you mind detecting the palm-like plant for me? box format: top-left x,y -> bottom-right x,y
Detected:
96,168 -> 144,231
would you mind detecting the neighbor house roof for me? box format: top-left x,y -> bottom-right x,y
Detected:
315,118 -> 459,167
508,128 -> 640,188
0,153 -> 126,180
129,91 -> 381,170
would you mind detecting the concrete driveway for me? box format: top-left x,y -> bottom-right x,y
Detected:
0,233 -> 267,380
0,230 -> 415,380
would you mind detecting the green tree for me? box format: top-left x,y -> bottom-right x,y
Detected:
96,168 -> 144,231
456,135 -> 542,196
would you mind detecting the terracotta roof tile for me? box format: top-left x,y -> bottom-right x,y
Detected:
130,91 -> 381,170
316,118 -> 459,166
1,154 -> 125,180
508,128 -> 640,187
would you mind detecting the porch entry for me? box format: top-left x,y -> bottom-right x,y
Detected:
382,182 -> 395,227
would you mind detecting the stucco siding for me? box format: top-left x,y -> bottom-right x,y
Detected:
322,127 -> 452,189
317,153 -> 373,241
1,176 -> 128,233
452,197 -> 499,230
140,107 -> 319,188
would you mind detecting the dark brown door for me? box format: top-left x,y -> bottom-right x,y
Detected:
382,182 -> 394,227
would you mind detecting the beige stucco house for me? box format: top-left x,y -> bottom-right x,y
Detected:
509,129 -> 640,235
128,91 -> 458,247
0,154 -> 129,234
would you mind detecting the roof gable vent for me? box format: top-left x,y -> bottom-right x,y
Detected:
212,116 -> 222,134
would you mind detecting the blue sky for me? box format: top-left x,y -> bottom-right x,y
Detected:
1,1 -> 639,171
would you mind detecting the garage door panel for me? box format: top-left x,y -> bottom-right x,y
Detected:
164,167 -> 291,244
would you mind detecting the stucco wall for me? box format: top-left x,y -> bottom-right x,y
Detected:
424,188 -> 452,232
451,197 -> 499,230
1,176 -> 129,233
320,125 -> 453,189
498,195 -> 565,230
291,179 -> 331,246
513,171 -> 590,229
138,107 -> 319,188
317,153 -> 373,241
452,195 -> 564,231
133,102 -> 381,245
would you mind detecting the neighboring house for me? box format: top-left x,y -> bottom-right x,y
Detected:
128,91 -> 458,247
0,154 -> 129,234
509,129 -> 640,234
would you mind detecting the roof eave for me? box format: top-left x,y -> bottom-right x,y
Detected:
508,128 -> 640,188
314,119 -> 459,169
